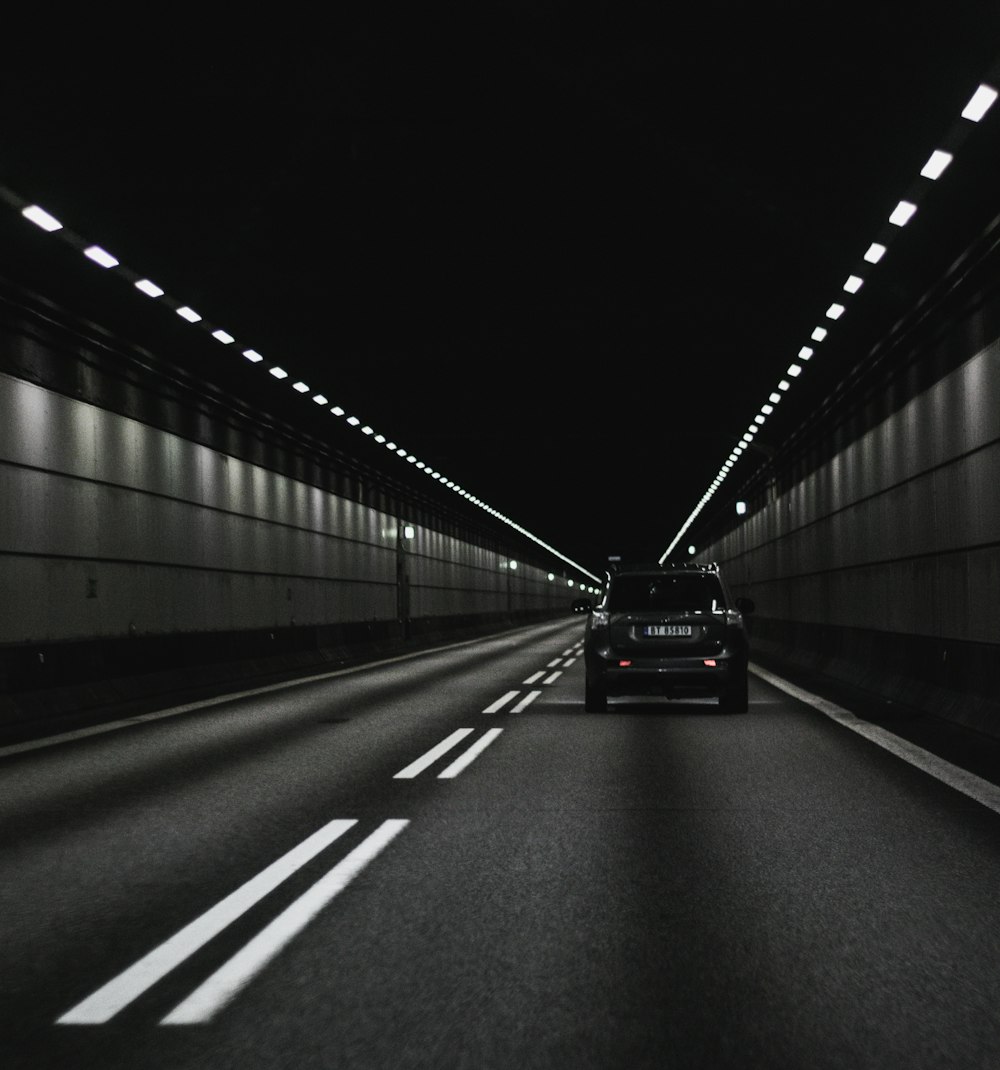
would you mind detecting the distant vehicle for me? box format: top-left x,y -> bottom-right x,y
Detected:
577,563 -> 754,713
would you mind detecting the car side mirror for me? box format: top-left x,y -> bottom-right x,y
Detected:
735,597 -> 755,615
571,597 -> 592,614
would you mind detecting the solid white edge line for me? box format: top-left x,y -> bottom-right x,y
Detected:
57,818 -> 358,1025
483,691 -> 520,714
437,728 -> 504,779
393,729 -> 474,778
750,663 -> 1000,816
511,690 -> 542,713
161,819 -> 409,1025
1,622 -> 571,760
542,671 -> 562,685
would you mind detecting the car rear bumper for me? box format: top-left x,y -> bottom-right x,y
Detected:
586,647 -> 745,697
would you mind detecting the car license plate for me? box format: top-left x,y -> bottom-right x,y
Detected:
644,625 -> 692,637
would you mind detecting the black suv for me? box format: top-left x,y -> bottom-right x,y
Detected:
579,563 -> 754,713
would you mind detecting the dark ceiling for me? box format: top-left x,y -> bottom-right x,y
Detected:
2,8 -> 1000,579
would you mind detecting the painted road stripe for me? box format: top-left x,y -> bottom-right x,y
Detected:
563,657 -> 578,667
542,671 -> 562,685
546,658 -> 564,668
161,819 -> 409,1024
751,663 -> 1000,816
57,818 -> 358,1025
483,691 -> 520,714
393,729 -> 474,779
437,729 -> 504,779
0,628 -> 534,760
511,691 -> 542,713
522,671 -> 545,685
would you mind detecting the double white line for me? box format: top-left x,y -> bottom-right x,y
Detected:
394,728 -> 503,779
58,818 -> 407,1026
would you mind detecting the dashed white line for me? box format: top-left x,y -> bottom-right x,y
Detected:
522,671 -> 545,685
511,691 -> 542,713
563,657 -> 578,667
542,671 -> 562,685
161,819 -> 409,1024
546,658 -> 564,668
484,691 -> 521,713
393,729 -> 474,779
1,630 -> 517,760
437,729 -> 504,779
57,817 -> 359,1025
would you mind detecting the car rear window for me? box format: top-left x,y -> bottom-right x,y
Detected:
608,574 -> 724,613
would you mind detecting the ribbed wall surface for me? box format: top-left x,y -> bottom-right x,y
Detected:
704,316 -> 1000,731
722,338 -> 1000,638
0,372 -> 563,648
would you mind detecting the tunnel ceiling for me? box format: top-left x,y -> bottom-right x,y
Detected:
2,9 -> 1000,576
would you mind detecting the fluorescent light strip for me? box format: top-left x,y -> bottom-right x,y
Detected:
889,200 -> 917,226
962,84 -> 997,122
9,189 -> 602,588
22,204 -> 63,231
660,73 -> 997,565
921,150 -> 952,179
84,245 -> 119,268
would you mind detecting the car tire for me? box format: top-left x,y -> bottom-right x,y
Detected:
585,677 -> 608,712
718,673 -> 749,713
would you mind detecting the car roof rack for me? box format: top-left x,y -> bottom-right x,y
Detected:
608,561 -> 719,575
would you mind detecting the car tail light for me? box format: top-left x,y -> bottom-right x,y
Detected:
703,659 -> 717,667
619,659 -> 632,667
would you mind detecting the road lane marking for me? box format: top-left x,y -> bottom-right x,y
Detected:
511,691 -> 542,713
546,658 -> 564,668
161,819 -> 409,1024
522,671 -> 545,685
563,657 -> 578,667
483,691 -> 520,714
57,818 -> 358,1025
751,663 -> 1000,816
0,625 -> 563,759
393,729 -> 474,778
542,671 -> 562,685
437,729 -> 504,779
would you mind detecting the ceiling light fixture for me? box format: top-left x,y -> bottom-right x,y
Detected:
21,204 -> 63,231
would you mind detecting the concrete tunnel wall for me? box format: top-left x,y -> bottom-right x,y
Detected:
0,287 -> 577,723
0,371 -> 563,645
701,264 -> 1000,736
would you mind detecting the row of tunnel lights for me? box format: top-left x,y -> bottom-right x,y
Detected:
15,195 -> 604,588
660,81 -> 999,562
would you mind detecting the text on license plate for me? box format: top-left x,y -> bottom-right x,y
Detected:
643,625 -> 692,637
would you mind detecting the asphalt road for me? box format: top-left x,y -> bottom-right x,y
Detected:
4,618 -> 1000,1069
